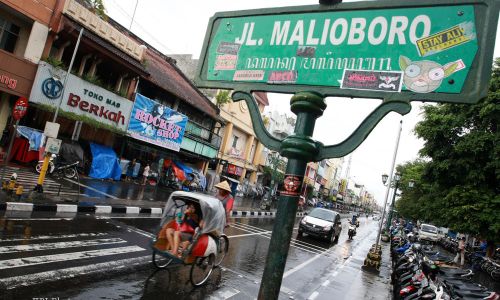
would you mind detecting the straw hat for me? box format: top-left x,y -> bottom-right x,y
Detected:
214,181 -> 232,192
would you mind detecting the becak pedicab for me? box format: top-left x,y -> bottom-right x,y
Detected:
151,191 -> 229,286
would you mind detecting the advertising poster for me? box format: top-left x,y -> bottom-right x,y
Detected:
127,94 -> 188,152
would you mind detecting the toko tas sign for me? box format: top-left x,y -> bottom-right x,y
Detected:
195,0 -> 499,104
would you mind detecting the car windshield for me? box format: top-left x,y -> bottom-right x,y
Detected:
308,209 -> 335,222
421,225 -> 438,233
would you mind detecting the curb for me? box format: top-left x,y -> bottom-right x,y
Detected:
0,202 -> 163,215
0,202 -> 306,218
231,210 -> 305,217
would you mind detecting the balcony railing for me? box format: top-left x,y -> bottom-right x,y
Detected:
184,121 -> 221,149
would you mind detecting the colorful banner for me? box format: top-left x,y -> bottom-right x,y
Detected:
127,94 -> 188,152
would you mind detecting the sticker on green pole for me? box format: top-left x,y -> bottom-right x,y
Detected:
195,0 -> 499,104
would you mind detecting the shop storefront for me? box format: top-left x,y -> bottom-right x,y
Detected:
122,93 -> 208,187
18,61 -> 134,171
0,50 -> 37,157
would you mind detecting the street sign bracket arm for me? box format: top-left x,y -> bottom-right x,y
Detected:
231,91 -> 282,152
316,100 -> 411,160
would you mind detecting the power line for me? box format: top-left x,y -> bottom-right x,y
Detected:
107,0 -> 189,58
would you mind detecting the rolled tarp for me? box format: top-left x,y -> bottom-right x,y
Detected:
89,143 -> 121,180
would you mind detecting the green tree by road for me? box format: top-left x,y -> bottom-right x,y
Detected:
396,58 -> 500,241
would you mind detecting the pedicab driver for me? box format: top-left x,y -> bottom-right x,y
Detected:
214,181 -> 234,226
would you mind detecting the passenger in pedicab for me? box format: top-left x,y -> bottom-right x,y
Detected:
155,201 -> 202,255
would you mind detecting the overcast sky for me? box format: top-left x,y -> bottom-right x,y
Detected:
103,0 -> 500,205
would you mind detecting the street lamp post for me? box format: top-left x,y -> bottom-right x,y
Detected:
386,172 -> 401,231
363,120 -> 403,271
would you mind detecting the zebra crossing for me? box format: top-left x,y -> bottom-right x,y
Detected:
0,231 -> 151,291
0,166 -> 80,197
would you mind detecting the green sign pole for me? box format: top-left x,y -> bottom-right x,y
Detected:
258,92 -> 325,299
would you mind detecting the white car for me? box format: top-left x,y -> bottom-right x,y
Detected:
418,224 -> 439,242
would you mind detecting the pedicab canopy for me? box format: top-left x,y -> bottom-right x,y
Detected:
161,191 -> 226,235
195,0 -> 499,104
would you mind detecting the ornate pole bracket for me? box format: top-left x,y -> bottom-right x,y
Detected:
231,91 -> 282,152
231,91 -> 412,162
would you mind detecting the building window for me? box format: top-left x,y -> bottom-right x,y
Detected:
232,135 -> 239,148
0,17 -> 20,53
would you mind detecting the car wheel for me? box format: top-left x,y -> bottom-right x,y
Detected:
326,231 -> 334,243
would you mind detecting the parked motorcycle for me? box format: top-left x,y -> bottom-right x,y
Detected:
35,154 -> 79,179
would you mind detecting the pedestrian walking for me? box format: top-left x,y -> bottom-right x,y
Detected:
454,236 -> 466,267
214,181 -> 234,227
126,158 -> 136,182
142,163 -> 150,185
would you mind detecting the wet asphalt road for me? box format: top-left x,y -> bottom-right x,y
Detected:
0,213 -> 391,299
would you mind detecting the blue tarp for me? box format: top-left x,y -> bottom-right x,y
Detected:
16,126 -> 43,151
173,160 -> 193,175
89,143 -> 122,180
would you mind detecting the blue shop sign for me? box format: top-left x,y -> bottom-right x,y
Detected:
127,93 -> 188,152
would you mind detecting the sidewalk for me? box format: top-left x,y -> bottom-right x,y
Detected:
0,165 -> 305,217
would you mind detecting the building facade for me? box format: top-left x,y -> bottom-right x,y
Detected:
0,0 -> 54,155
1,0 -> 220,183
212,92 -> 268,188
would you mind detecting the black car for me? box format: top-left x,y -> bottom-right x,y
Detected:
298,208 -> 342,243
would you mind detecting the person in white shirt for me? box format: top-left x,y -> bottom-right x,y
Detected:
142,163 -> 150,185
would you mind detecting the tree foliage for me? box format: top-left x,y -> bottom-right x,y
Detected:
396,58 -> 500,241
81,0 -> 107,20
263,152 -> 286,186
215,90 -> 231,108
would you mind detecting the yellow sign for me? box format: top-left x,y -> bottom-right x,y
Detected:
416,23 -> 473,57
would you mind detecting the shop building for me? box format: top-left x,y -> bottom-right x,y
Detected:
212,92 -> 268,187
7,0 -> 220,184
0,0 -> 54,158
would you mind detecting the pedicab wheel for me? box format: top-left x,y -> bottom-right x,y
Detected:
214,234 -> 229,267
190,254 -> 215,286
152,251 -> 173,269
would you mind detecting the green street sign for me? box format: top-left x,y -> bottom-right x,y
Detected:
195,0 -> 499,104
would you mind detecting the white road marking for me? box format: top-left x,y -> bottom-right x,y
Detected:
0,245 -> 146,270
283,246 -> 333,278
321,280 -> 330,286
63,178 -> 118,199
127,227 -> 155,238
231,222 -> 327,255
307,291 -> 319,300
0,255 -> 150,290
228,231 -> 272,238
208,287 -> 240,299
0,238 -> 126,253
0,233 -> 108,243
97,216 -> 162,219
1,218 -> 73,221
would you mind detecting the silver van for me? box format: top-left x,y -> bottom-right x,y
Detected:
298,208 -> 342,243
418,224 -> 439,242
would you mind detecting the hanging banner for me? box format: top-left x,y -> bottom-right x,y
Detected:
127,93 -> 188,152
195,0 -> 499,104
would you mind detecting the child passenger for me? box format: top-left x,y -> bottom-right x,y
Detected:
156,202 -> 201,257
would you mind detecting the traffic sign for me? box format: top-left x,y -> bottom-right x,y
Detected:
12,97 -> 28,120
196,0 -> 499,103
